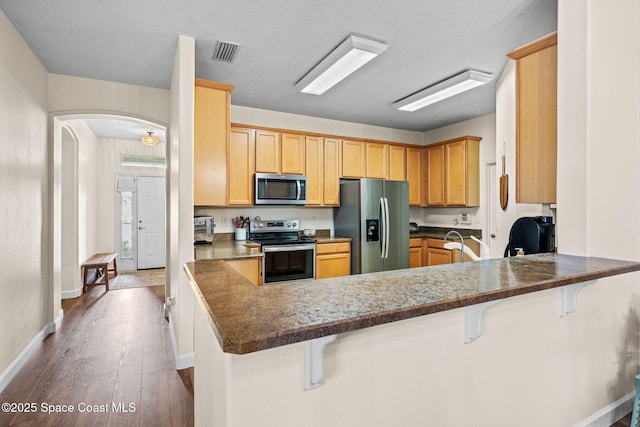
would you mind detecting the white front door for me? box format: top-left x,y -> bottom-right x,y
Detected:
137,176 -> 166,269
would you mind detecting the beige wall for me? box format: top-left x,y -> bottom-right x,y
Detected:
94,136 -> 166,255
231,105 -> 426,146
0,10 -> 50,384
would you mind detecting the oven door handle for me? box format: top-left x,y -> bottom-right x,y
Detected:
263,243 -> 316,253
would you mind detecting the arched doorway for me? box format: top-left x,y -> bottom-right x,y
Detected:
50,112 -> 168,313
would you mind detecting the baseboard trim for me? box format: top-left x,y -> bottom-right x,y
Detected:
61,287 -> 83,299
0,314 -> 62,393
168,311 -> 194,370
575,390 -> 635,427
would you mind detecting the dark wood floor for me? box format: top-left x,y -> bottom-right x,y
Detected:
613,413 -> 632,426
0,284 -> 194,426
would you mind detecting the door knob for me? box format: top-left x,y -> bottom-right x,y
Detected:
491,233 -> 496,238
139,227 -> 146,230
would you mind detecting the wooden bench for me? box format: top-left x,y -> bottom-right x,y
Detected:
82,253 -> 118,293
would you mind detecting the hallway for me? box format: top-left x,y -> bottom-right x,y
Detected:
0,285 -> 193,426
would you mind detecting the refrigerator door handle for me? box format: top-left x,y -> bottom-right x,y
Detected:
379,197 -> 386,258
383,197 -> 390,259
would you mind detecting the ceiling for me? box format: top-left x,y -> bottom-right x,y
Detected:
83,118 -> 166,144
0,0 -> 556,133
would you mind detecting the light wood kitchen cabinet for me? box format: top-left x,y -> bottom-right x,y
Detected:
255,131 -> 305,175
425,239 -> 453,266
389,145 -> 406,181
508,33 -> 557,204
316,241 -> 351,279
193,79 -> 234,206
424,136 -> 481,207
425,144 -> 445,206
323,138 -> 341,206
228,127 -> 255,205
281,133 -> 306,174
444,137 -> 480,206
341,139 -> 366,178
366,142 -> 389,179
409,238 -> 422,268
255,130 -> 281,173
406,147 -> 422,206
226,258 -> 262,286
305,135 -> 324,205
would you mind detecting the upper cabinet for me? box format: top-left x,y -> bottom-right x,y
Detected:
341,140 -> 366,178
255,130 -> 305,175
193,79 -> 234,206
423,136 -> 481,207
425,144 -> 445,206
406,147 -> 421,206
281,133 -> 306,175
508,33 -> 557,204
305,135 -> 324,206
323,138 -> 341,206
365,142 -> 389,179
228,127 -> 255,205
389,145 -> 406,181
255,130 -> 281,173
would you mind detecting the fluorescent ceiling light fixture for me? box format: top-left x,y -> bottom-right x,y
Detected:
393,70 -> 493,112
296,34 -> 387,95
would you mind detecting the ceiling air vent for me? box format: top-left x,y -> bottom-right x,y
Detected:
212,40 -> 241,63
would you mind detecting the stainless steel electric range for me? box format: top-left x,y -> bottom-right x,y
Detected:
249,218 -> 316,284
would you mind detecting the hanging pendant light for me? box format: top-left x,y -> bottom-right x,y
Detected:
141,131 -> 159,146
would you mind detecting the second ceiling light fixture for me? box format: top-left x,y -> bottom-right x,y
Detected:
296,34 -> 492,110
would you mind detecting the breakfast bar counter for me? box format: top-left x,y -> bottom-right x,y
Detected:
185,253 -> 640,354
185,254 -> 640,427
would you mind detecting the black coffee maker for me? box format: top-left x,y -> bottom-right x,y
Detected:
504,216 -> 555,257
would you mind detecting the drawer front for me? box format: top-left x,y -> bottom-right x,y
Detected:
427,238 -> 448,249
409,238 -> 422,248
316,242 -> 350,254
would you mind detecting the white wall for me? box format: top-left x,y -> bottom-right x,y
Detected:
558,0 -> 640,421
0,9 -> 50,386
415,113 -> 497,237
168,35 -> 196,369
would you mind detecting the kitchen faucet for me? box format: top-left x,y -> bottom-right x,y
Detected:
444,230 -> 465,263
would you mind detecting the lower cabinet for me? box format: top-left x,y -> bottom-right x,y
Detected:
316,241 -> 351,279
422,237 -> 482,266
409,238 -> 423,268
226,258 -> 262,286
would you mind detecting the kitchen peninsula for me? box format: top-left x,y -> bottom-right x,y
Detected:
185,254 -> 640,426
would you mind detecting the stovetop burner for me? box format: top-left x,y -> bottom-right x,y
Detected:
249,218 -> 316,246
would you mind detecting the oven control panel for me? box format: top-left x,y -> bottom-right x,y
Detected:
250,219 -> 300,233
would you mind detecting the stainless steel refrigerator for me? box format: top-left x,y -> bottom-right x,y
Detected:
334,179 -> 409,274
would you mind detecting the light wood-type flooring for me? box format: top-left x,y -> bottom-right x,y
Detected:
0,284 -> 193,426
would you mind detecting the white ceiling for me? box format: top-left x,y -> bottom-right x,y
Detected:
0,0 -> 557,133
83,118 -> 166,144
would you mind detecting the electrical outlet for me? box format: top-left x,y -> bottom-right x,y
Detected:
459,213 -> 472,225
222,217 -> 228,226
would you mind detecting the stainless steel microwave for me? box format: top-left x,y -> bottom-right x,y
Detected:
255,173 -> 307,205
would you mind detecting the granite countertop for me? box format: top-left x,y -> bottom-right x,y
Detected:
185,253 -> 640,355
194,240 -> 262,261
410,226 -> 482,240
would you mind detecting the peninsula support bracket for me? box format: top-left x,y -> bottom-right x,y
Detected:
304,334 -> 337,390
464,300 -> 502,344
560,280 -> 597,317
